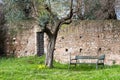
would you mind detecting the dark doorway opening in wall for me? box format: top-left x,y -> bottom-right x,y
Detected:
37,32 -> 44,56
0,30 -> 6,57
0,44 -> 5,57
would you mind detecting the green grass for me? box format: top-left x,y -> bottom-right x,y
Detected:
0,56 -> 120,80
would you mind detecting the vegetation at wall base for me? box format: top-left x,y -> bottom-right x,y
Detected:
0,56 -> 120,80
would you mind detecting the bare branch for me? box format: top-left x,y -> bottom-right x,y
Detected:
60,0 -> 74,22
53,21 -> 61,35
62,19 -> 72,25
44,4 -> 51,13
31,1 -> 38,18
44,4 -> 55,18
53,0 -> 73,35
44,26 -> 53,38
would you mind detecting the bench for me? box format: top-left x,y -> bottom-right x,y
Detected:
68,54 -> 105,69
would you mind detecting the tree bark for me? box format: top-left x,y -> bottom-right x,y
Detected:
45,36 -> 56,68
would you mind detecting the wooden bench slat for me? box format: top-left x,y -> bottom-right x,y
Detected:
75,56 -> 98,59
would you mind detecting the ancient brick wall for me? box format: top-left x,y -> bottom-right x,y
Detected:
4,20 -> 120,65
6,22 -> 38,57
54,20 -> 120,65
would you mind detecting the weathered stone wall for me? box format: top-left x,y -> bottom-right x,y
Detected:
6,21 -> 38,57
4,20 -> 120,65
54,20 -> 120,65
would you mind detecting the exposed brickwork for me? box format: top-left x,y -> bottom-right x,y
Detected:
6,23 -> 37,57
4,20 -> 120,65
54,20 -> 120,65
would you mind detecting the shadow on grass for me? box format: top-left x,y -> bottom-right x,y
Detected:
54,64 -> 97,71
53,63 -> 120,72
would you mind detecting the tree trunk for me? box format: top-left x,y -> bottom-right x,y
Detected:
45,36 -> 56,68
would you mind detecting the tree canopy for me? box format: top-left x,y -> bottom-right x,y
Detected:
3,0 -> 118,22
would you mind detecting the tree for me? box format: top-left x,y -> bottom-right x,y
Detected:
4,0 -> 75,68
39,0 -> 74,68
0,0 -> 4,23
104,0 -> 116,19
75,0 -> 116,20
3,0 -> 117,68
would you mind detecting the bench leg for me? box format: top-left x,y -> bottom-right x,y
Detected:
96,64 -> 98,69
68,63 -> 77,70
75,63 -> 77,67
68,63 -> 71,69
102,63 -> 104,68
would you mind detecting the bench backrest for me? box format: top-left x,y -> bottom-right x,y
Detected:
75,54 -> 105,60
75,56 -> 89,59
75,56 -> 97,59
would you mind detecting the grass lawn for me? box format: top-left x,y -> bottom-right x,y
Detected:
0,56 -> 120,80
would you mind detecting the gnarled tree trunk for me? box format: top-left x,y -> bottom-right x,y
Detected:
41,0 -> 73,68
45,36 -> 56,68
